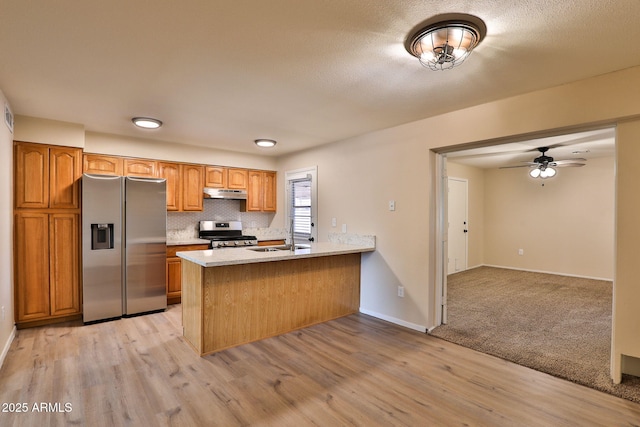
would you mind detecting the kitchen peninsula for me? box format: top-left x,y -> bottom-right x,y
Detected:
177,236 -> 375,356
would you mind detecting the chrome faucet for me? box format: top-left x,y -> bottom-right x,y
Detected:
290,218 -> 295,251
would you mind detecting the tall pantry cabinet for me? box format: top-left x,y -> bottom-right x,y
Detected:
14,141 -> 82,327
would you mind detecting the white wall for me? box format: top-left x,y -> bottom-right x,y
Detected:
277,66 -> 640,346
484,156 -> 614,279
85,132 -> 277,171
276,130 -> 432,331
14,115 -> 84,147
447,156 -> 614,280
0,89 -> 15,367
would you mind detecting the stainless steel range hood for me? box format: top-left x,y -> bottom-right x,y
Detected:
203,188 -> 247,200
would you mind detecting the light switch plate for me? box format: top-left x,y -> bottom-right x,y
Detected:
389,200 -> 395,211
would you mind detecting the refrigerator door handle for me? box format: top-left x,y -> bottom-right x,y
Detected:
126,176 -> 167,184
84,173 -> 121,181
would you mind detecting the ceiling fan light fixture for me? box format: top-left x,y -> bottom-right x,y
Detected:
529,168 -> 541,178
132,117 -> 162,129
405,14 -> 486,71
545,167 -> 556,178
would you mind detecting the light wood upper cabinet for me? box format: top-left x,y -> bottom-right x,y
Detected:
15,142 -> 49,209
246,170 -> 263,211
15,142 -> 81,210
124,158 -> 157,177
204,166 -> 227,188
262,171 -> 277,212
181,164 -> 204,211
228,168 -> 248,189
245,170 -> 277,212
158,162 -> 182,211
49,146 -> 82,209
83,154 -> 123,176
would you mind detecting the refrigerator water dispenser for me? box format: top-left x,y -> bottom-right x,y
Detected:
91,223 -> 114,250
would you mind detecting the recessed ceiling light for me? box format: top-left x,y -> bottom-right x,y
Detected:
255,139 -> 277,148
132,117 -> 162,129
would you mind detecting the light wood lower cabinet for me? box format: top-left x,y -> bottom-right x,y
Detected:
14,212 -> 50,321
166,244 -> 209,304
14,211 -> 81,325
182,253 -> 361,356
49,213 -> 80,316
257,240 -> 286,246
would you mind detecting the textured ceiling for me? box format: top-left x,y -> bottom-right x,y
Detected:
0,1 -> 638,156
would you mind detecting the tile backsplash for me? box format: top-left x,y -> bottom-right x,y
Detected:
167,199 -> 274,237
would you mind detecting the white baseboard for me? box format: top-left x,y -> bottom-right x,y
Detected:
359,308 -> 427,333
482,264 -> 613,282
0,326 -> 16,369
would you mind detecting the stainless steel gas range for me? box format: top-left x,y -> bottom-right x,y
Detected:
198,220 -> 257,248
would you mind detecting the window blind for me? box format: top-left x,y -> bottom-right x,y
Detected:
290,177 -> 312,243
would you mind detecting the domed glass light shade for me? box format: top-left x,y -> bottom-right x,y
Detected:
405,16 -> 486,71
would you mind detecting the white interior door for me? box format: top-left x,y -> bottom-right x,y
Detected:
448,177 -> 468,274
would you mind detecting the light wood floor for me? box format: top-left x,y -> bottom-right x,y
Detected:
2,305 -> 640,426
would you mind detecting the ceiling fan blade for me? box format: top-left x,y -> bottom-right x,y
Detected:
499,164 -> 537,169
553,163 -> 586,168
553,158 -> 587,164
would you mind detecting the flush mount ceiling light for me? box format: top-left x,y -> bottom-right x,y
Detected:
132,117 -> 162,129
255,139 -> 277,148
405,14 -> 486,71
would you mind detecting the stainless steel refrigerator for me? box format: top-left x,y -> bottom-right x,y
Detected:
82,174 -> 167,323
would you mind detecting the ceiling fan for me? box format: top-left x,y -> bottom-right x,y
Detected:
500,146 -> 586,178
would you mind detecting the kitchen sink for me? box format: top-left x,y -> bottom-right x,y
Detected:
249,244 -> 310,252
248,247 -> 281,252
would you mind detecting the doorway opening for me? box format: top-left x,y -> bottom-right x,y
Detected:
435,126 -> 616,326
447,177 -> 468,275
285,166 -> 318,245
432,125 -> 616,393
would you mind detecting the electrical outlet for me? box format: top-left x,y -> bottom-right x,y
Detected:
397,286 -> 404,298
518,249 -> 524,256
389,200 -> 396,211
331,217 -> 337,227
342,224 -> 347,233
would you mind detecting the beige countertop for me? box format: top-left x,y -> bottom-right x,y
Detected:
177,241 -> 375,267
167,238 -> 210,246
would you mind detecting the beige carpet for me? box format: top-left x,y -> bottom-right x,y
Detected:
430,266 -> 640,403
